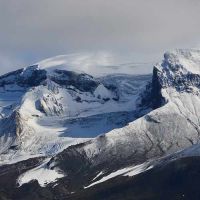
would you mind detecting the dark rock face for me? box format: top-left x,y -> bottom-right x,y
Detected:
0,65 -> 47,88
139,67 -> 165,109
49,69 -> 100,92
18,66 -> 47,87
139,58 -> 200,110
149,67 -> 165,109
0,68 -> 23,87
0,66 -> 103,93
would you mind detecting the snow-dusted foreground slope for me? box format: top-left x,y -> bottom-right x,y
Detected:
17,158 -> 64,187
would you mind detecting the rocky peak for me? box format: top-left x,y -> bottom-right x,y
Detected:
0,65 -> 47,88
155,49 -> 200,92
140,50 -> 200,109
48,69 -> 100,93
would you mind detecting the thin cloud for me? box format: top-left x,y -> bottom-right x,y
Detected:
0,0 -> 200,75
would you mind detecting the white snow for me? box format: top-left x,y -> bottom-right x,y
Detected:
84,163 -> 152,188
94,84 -> 113,99
17,158 -> 64,187
92,171 -> 104,181
163,49 -> 200,74
124,164 -> 153,177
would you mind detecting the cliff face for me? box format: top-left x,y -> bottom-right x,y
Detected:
140,50 -> 200,111
140,67 -> 165,109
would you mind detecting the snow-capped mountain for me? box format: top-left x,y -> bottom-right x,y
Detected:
1,49 -> 200,200
0,62 -> 150,164
46,49 -> 200,171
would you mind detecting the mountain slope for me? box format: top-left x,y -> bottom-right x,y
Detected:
1,49 -> 200,199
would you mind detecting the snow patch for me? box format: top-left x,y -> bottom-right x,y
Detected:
17,158 -> 64,187
84,163 -> 152,188
92,171 -> 104,181
163,49 -> 200,74
94,84 -> 113,100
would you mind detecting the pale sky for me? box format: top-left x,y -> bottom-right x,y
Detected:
0,0 -> 200,75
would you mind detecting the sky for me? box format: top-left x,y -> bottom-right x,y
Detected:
0,0 -> 200,75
